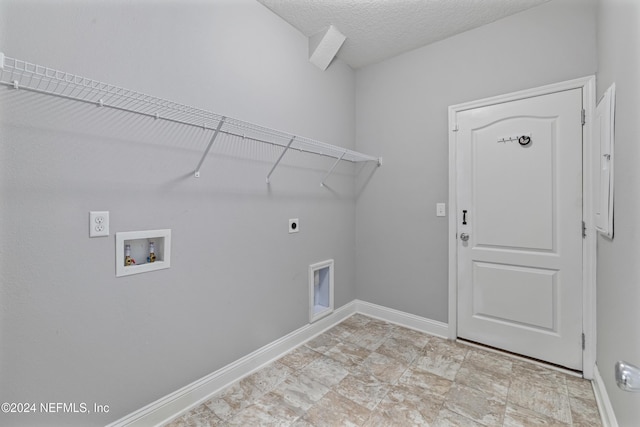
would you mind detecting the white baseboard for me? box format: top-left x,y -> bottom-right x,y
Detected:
592,364 -> 619,427
106,300 -> 448,427
354,299 -> 449,338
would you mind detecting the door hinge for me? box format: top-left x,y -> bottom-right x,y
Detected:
582,221 -> 586,238
581,108 -> 586,126
582,333 -> 586,350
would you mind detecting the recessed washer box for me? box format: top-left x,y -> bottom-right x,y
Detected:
115,229 -> 171,277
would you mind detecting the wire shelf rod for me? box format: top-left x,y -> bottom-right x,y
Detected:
0,53 -> 381,172
1,75 -> 370,163
0,78 -> 375,164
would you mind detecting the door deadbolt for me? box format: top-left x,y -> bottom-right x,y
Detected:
460,233 -> 469,241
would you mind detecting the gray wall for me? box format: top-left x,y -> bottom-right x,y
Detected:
3,0 -> 637,425
355,0 -> 597,322
595,0 -> 640,424
0,1 -> 357,426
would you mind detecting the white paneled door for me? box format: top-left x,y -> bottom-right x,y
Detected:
455,88 -> 583,370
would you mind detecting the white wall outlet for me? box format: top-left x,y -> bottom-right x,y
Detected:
436,203 -> 446,217
89,211 -> 110,237
289,218 -> 299,233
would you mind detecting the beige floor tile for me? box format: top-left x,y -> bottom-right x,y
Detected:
225,392 -> 300,427
345,327 -> 390,351
305,333 -> 341,353
433,408 -> 485,426
204,376 -> 263,420
324,323 -> 356,340
503,403 -> 570,427
569,395 -> 603,427
565,375 -> 596,401
444,383 -> 506,427
455,363 -> 510,400
414,338 -> 468,380
509,378 -> 572,424
278,345 -> 322,371
269,372 -> 330,412
376,335 -> 422,365
291,418 -> 316,427
365,318 -> 395,330
164,315 -> 603,427
202,394 -> 236,421
334,373 -> 390,410
366,382 -> 445,425
340,313 -> 372,330
249,360 -> 293,394
388,326 -> 431,349
324,340 -> 371,368
464,348 -> 514,377
353,351 -> 408,384
299,354 -> 350,388
397,365 -> 453,399
512,360 -> 568,394
302,390 -> 371,426
164,403 -> 224,427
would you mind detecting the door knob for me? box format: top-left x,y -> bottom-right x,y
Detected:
460,233 -> 470,241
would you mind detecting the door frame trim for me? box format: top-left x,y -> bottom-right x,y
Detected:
447,76 -> 597,378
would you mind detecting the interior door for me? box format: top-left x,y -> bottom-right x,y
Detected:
456,88 -> 583,370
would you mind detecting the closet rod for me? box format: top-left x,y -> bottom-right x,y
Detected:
0,53 -> 381,182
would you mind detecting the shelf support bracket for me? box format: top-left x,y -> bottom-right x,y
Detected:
320,151 -> 346,187
266,137 -> 295,184
194,117 -> 226,178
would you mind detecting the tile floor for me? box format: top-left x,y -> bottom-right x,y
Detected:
165,314 -> 602,426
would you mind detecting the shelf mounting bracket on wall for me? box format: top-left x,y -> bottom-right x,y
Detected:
194,117 -> 226,178
266,136 -> 295,184
320,150 -> 346,187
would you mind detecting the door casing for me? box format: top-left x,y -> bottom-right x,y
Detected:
447,76 -> 597,379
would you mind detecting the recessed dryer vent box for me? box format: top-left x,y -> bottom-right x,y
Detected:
116,229 -> 171,277
309,259 -> 334,323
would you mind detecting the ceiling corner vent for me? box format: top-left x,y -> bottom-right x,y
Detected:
308,25 -> 346,71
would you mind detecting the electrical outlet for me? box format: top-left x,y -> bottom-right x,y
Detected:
289,218 -> 299,233
89,211 -> 109,237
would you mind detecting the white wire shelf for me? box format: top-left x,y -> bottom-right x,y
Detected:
0,52 -> 381,185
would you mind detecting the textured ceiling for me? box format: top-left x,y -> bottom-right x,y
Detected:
257,0 -> 551,69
